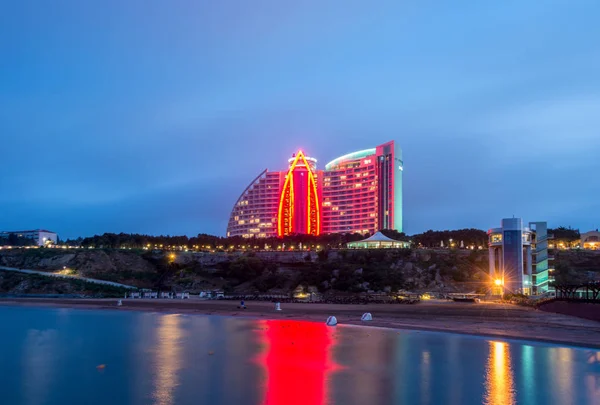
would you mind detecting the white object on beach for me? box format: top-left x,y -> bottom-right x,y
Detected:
117,300 -> 122,306
275,302 -> 282,311
361,313 -> 372,321
326,316 -> 338,326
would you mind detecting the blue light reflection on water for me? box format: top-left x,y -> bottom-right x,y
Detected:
0,306 -> 599,405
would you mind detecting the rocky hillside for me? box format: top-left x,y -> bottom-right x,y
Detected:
2,248 -> 596,296
0,247 -> 495,295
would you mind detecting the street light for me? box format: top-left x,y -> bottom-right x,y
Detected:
494,279 -> 503,286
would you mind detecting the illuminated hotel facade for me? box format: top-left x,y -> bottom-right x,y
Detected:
226,141 -> 403,238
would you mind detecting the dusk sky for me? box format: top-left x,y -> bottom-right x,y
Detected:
1,1 -> 599,239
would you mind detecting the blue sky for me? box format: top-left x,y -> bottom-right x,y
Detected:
1,0 -> 599,239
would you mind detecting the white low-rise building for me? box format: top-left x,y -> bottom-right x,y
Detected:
0,229 -> 58,246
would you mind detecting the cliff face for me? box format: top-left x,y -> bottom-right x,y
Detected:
0,248 -> 491,294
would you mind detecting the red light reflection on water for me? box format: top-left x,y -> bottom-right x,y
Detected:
256,320 -> 339,405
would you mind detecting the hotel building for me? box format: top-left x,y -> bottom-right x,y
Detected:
488,218 -> 554,295
226,141 -> 403,238
226,170 -> 282,239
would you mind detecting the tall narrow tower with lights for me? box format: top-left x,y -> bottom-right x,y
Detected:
277,151 -> 321,237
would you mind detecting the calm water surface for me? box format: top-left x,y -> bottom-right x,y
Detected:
1,306 -> 599,405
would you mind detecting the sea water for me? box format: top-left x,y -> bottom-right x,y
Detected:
1,305 -> 599,405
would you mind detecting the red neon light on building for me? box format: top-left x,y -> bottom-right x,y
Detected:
277,151 -> 320,237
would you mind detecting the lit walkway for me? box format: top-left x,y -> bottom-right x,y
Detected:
0,266 -> 137,289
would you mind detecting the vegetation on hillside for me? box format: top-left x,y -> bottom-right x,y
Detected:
77,229 -> 487,250
295,248 -> 490,294
553,250 -> 600,285
79,232 -> 368,250
410,229 -> 488,248
549,226 -> 581,247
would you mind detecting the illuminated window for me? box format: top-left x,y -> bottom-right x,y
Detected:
234,216 -> 239,221
238,220 -> 245,225
491,234 -> 502,243
363,159 -> 371,164
340,175 -> 346,180
323,202 -> 331,206
355,183 -> 362,188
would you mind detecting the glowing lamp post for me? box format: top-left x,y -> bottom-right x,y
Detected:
493,278 -> 504,296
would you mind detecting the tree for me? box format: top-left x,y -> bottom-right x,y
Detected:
7,233 -> 18,246
550,226 -> 580,247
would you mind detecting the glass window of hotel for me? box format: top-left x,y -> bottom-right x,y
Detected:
491,234 -> 502,243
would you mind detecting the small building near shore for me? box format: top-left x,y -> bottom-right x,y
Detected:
581,230 -> 600,250
346,231 -> 410,249
199,290 -> 224,299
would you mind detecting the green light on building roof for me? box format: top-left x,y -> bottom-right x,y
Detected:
324,148 -> 376,170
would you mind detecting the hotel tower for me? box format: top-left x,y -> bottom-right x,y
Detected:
226,141 -> 403,238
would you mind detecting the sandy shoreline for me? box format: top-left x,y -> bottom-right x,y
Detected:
2,298 -> 600,349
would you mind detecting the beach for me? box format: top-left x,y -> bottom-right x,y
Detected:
2,298 -> 599,348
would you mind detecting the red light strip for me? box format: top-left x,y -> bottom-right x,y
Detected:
289,171 -> 295,234
278,153 -> 302,236
277,151 -> 321,237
